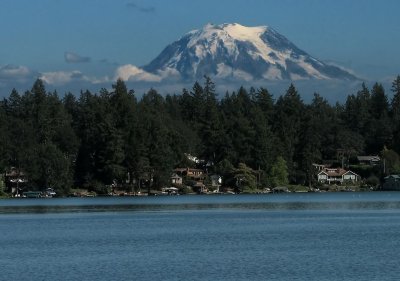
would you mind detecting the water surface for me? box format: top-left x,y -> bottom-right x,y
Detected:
1,192 -> 400,281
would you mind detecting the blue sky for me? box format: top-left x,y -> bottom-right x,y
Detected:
1,0 -> 399,96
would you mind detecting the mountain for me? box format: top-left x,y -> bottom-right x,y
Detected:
142,23 -> 357,81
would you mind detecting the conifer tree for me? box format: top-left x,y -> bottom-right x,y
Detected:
367,83 -> 392,153
370,82 -> 389,119
273,84 -> 304,181
391,75 -> 400,153
391,75 -> 400,123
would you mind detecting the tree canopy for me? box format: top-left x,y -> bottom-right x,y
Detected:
0,77 -> 399,194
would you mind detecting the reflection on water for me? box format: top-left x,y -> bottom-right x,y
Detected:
1,192 -> 400,214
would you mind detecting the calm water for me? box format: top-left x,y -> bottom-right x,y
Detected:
1,192 -> 400,281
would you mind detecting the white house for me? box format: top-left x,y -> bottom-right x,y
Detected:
317,168 -> 360,184
170,173 -> 183,185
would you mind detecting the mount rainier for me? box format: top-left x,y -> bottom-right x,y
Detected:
140,23 -> 357,82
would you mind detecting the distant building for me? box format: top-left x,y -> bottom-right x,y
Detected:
4,167 -> 28,196
192,181 -> 206,193
209,174 -> 222,187
170,173 -> 183,185
383,175 -> 400,191
357,155 -> 381,166
317,168 -> 360,184
173,168 -> 205,181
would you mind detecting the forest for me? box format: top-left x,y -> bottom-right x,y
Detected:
1,76 -> 400,195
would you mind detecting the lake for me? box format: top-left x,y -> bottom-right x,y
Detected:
1,192 -> 400,281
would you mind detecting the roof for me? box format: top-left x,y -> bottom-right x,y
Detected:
318,168 -> 347,177
174,168 -> 204,173
357,156 -> 380,162
343,170 -> 360,177
170,173 -> 182,179
318,168 -> 360,177
384,175 -> 400,180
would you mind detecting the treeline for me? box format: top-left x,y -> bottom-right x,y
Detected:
1,76 -> 400,194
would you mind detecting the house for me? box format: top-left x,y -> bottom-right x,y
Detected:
192,181 -> 206,193
209,174 -> 222,187
170,173 -> 183,185
173,168 -> 205,181
4,167 -> 27,196
357,155 -> 381,166
317,168 -> 360,184
383,175 -> 400,191
209,174 -> 222,192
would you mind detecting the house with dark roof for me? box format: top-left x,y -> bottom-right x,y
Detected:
357,155 -> 381,166
173,168 -> 205,181
170,173 -> 183,185
317,168 -> 360,184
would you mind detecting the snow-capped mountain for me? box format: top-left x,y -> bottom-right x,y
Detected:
142,23 -> 357,81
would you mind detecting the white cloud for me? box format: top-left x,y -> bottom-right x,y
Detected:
40,70 -> 81,85
0,64 -> 36,81
324,60 -> 359,77
115,64 -> 162,82
40,70 -> 110,85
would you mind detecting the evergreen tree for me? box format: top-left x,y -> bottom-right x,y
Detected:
13,80 -> 77,193
224,87 -> 256,166
198,77 -> 226,166
109,79 -> 138,186
249,99 -> 277,185
27,142 -> 72,193
390,75 -> 400,153
298,94 -> 330,186
367,83 -> 391,153
74,90 -> 125,187
0,100 -> 9,171
343,83 -> 371,133
391,75 -> 400,123
137,89 -> 181,187
370,83 -> 389,119
255,87 -> 274,123
233,163 -> 257,192
273,84 -> 304,181
191,81 -> 205,126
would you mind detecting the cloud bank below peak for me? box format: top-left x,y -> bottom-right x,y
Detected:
114,64 -> 180,82
40,70 -> 109,86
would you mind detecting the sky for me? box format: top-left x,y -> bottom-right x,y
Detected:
1,0 -> 400,98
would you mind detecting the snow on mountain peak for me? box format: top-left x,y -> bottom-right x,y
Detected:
187,23 -> 271,59
140,23 -> 358,82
